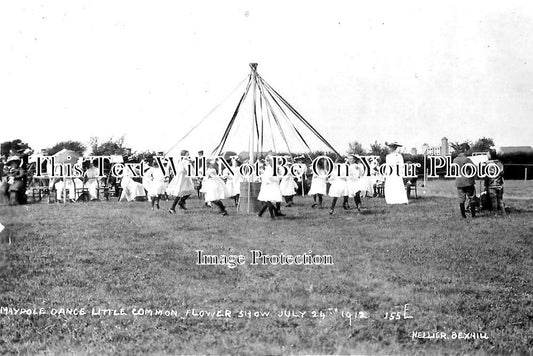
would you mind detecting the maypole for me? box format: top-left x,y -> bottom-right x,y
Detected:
184,62 -> 342,213
250,63 -> 258,166
248,63 -> 259,213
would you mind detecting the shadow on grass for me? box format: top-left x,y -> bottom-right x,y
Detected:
504,206 -> 533,214
359,208 -> 387,215
271,216 -> 303,221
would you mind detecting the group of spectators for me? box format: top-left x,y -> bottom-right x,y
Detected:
0,152 -> 123,205
453,149 -> 505,217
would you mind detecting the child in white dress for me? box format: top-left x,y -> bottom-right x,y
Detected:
203,160 -> 228,216
145,160 -> 167,210
257,156 -> 284,219
223,157 -> 242,207
309,160 -> 328,208
167,150 -> 196,213
347,155 -> 365,211
328,159 -> 350,214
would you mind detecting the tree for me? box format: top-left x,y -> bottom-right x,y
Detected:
347,141 -> 366,156
89,136 -> 127,156
450,140 -> 472,153
1,139 -> 32,158
308,150 -> 338,164
369,141 -> 390,162
471,137 -> 495,153
134,150 -> 158,163
46,141 -> 86,155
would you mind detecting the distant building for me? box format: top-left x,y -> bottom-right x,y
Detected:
441,137 -> 449,156
423,137 -> 450,156
427,146 -> 441,156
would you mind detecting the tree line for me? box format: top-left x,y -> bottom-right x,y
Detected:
1,137 -> 159,164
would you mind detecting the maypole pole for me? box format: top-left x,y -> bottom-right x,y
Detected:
250,63 -> 257,165
248,63 -> 259,213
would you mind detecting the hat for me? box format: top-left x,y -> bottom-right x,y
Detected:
198,150 -> 204,156
387,141 -> 402,148
180,150 -> 189,157
6,156 -> 21,164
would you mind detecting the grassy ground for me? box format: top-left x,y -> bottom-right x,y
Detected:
0,180 -> 532,355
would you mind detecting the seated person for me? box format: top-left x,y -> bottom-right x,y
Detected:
55,178 -> 84,202
119,165 -> 146,202
84,161 -> 101,201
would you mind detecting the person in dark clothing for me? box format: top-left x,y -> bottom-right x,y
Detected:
484,150 -> 505,215
453,153 -> 476,218
0,156 -> 27,205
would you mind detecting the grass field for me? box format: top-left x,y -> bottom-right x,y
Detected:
1,180 -> 532,355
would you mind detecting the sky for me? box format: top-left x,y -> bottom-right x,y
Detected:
1,0 -> 532,156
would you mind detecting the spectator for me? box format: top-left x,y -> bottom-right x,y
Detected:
453,152 -> 476,218
84,160 -> 100,201
384,142 -> 408,205
0,156 -> 28,205
484,149 -> 505,215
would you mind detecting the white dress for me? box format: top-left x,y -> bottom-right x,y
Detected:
280,175 -> 298,196
119,167 -> 146,201
308,168 -> 327,195
347,163 -> 364,197
84,167 -> 100,200
358,175 -> 376,196
363,160 -> 380,195
257,165 -> 283,202
145,167 -> 167,197
202,167 -> 228,202
384,152 -> 408,204
223,165 -> 242,197
166,158 -> 195,197
328,164 -> 349,198
142,165 -> 151,192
